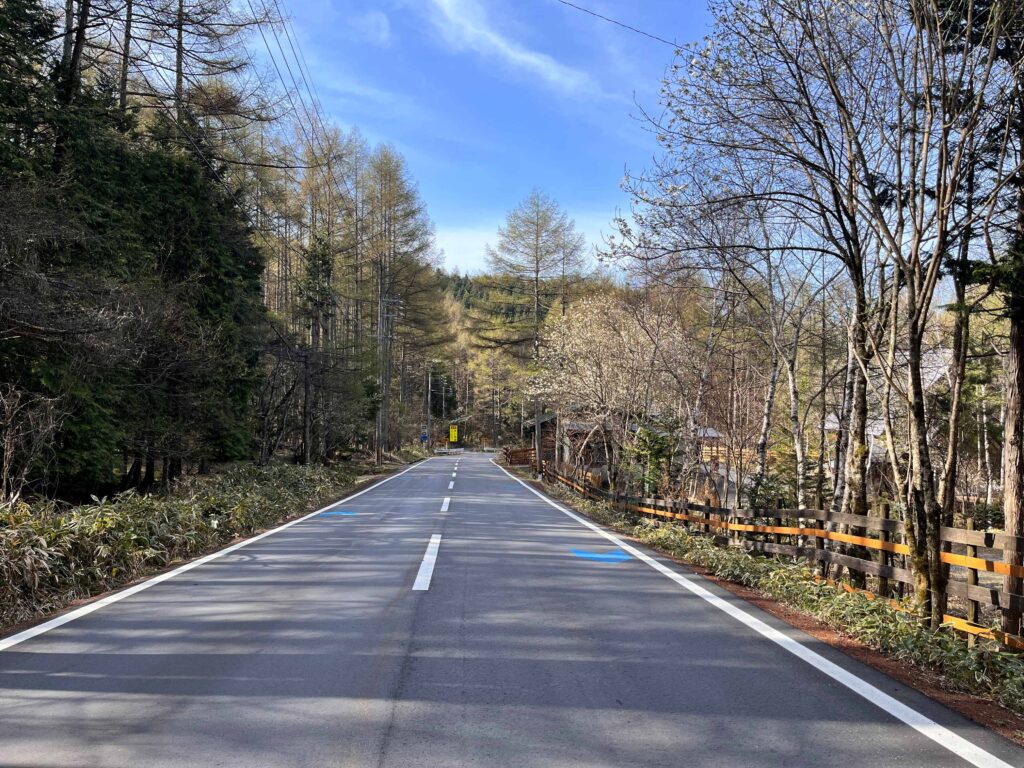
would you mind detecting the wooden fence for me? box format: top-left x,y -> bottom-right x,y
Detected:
537,462 -> 1024,649
503,446 -> 536,466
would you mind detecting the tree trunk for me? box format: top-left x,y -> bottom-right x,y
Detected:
533,397 -> 542,473
843,305 -> 871,589
936,269 -> 970,617
53,0 -> 91,171
843,315 -> 868,520
141,451 -> 156,492
982,385 -> 993,505
302,352 -> 312,465
829,342 -> 854,516
123,455 -> 142,491
1003,316 -> 1024,634
905,317 -> 944,624
62,0 -> 74,67
175,0 -> 184,123
119,0 -> 133,110
1002,81 -> 1024,635
749,349 -> 779,504
785,353 -> 806,510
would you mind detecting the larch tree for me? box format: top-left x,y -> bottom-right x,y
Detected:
478,190 -> 587,463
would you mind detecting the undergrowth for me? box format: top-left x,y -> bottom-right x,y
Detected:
541,480 -> 1024,716
0,463 -> 366,627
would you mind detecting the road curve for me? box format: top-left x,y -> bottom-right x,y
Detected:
1,453 -> 1021,768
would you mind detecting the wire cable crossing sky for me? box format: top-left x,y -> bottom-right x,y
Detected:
260,0 -> 705,273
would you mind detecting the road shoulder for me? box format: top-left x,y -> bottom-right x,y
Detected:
509,465 -> 1024,751
0,460 -> 420,644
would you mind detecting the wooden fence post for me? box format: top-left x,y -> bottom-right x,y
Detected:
966,517 -> 979,647
879,502 -> 891,598
815,500 -> 826,578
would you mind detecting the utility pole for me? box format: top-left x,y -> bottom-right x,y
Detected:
427,364 -> 433,448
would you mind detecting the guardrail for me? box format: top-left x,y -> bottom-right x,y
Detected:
539,463 -> 1024,649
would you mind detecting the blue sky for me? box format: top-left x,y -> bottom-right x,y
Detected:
281,0 -> 713,273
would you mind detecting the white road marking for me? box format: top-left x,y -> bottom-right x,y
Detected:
412,534 -> 442,591
440,496 -> 451,512
452,472 -> 457,477
448,480 -> 455,489
0,460 -> 431,653
490,460 -> 1014,768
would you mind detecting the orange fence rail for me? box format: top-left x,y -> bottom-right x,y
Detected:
537,462 -> 1024,649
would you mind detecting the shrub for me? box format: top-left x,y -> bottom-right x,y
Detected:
0,463 -> 359,626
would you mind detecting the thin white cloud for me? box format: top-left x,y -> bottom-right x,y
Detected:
321,74 -> 404,109
426,0 -> 599,96
350,11 -> 392,47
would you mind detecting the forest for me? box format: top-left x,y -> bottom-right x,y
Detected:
3,0 -> 1024,645
0,0 -> 453,504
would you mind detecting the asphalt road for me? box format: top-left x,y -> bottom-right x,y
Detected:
1,453 -> 1022,768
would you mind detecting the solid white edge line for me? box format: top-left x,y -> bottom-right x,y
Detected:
0,459 -> 432,653
440,497 -> 451,512
412,534 -> 442,591
489,459 -> 1013,768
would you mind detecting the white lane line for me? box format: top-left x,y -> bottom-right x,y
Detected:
440,496 -> 451,512
490,459 -> 1013,768
448,480 -> 455,489
0,460 -> 432,653
412,534 -> 442,591
452,472 -> 457,477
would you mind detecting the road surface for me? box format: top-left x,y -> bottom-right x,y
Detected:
1,453 -> 1021,767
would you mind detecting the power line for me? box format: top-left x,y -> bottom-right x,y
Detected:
248,0 -> 347,225
268,0 -> 329,132
245,0 -> 326,160
551,0 -> 678,49
266,0 -> 344,192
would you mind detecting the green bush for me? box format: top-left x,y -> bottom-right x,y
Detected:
0,463 -> 359,626
544,481 -> 1024,716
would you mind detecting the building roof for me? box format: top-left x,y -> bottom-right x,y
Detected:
524,411 -> 557,429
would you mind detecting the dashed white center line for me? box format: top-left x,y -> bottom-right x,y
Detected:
440,496 -> 451,512
452,472 -> 457,477
412,534 -> 442,591
448,480 -> 454,489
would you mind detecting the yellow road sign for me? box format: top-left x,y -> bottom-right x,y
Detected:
449,424 -> 458,443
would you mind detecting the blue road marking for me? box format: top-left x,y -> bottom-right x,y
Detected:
321,509 -> 356,517
570,548 -> 630,563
